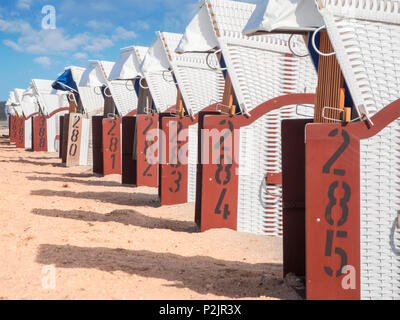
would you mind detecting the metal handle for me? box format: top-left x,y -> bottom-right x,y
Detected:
312,25 -> 336,57
206,49 -> 227,72
139,77 -> 149,90
288,34 -> 310,58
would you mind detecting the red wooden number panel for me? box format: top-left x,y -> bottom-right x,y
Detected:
103,118 -> 122,176
66,113 -> 82,167
16,118 -> 25,149
10,116 -> 17,143
306,123 -> 361,300
160,118 -> 189,206
200,115 -> 239,232
136,115 -> 159,188
33,116 -> 48,152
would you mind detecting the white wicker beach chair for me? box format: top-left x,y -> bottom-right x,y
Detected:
158,31 -> 225,205
178,0 -> 317,236
31,79 -> 69,152
302,0 -> 400,301
54,66 -> 105,166
13,88 -> 33,149
128,33 -> 180,188
108,46 -> 154,184
7,92 -> 18,143
81,60 -> 140,117
141,33 -> 178,113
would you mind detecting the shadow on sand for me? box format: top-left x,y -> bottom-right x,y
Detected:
36,244 -> 288,299
31,189 -> 160,207
32,208 -> 197,233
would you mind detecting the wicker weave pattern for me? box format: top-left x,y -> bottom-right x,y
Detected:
108,80 -> 139,117
71,67 -> 105,115
360,122 -> 400,300
97,61 -> 139,117
141,35 -> 178,113
162,31 -> 226,203
320,0 -> 400,299
204,0 -> 317,236
145,72 -> 177,113
320,3 -> 400,116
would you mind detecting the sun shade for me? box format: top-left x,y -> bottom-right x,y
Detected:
176,2 -> 219,53
243,0 -> 324,35
21,87 -> 39,118
109,46 -> 148,81
52,69 -> 79,92
79,61 -> 115,87
139,32 -> 178,112
32,79 -> 69,116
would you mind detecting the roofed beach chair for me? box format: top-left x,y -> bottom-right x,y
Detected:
183,0 -> 317,236
80,59 -> 141,177
30,79 -> 69,153
7,92 -> 18,144
21,86 -> 40,150
249,0 -> 400,300
53,66 -> 105,167
13,88 -> 35,149
303,0 -> 400,300
108,46 -> 152,185
157,31 -> 225,206
133,32 -> 179,188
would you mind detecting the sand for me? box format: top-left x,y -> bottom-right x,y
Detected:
0,127 -> 298,300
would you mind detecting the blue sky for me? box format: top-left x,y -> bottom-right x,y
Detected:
0,0 -> 260,100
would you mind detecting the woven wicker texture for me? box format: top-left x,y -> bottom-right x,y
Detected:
161,31 -> 226,202
32,79 -> 69,116
360,122 -> 400,300
204,0 -> 317,236
141,34 -> 178,113
96,60 -> 139,117
320,0 -> 400,117
70,67 -> 104,115
13,89 -> 26,116
21,88 -> 39,118
319,0 -> 400,300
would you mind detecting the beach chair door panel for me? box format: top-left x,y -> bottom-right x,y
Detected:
136,114 -> 159,188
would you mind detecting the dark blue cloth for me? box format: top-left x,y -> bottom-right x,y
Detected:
52,69 -> 80,105
52,69 -> 78,92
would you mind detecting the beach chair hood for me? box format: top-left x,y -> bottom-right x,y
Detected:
32,79 -> 69,116
176,2 -> 219,53
139,32 -> 178,113
7,92 -> 17,116
21,86 -> 40,118
13,89 -> 25,116
53,66 -> 105,116
109,46 -> 148,81
243,0 -> 324,35
52,69 -> 79,93
316,0 -> 400,118
82,60 -> 141,117
80,61 -> 114,87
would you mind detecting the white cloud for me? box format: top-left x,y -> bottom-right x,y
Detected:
87,20 -> 113,30
4,28 -> 90,55
0,18 -> 32,33
112,26 -> 136,41
73,52 -> 88,60
17,0 -> 32,10
84,36 -> 113,52
34,56 -> 51,67
131,20 -> 150,31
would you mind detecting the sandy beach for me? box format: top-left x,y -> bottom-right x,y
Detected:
0,127 -> 298,300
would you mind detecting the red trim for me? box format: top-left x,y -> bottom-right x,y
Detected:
46,107 -> 69,119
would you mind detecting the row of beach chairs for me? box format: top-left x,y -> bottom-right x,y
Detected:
5,0 -> 400,300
